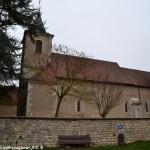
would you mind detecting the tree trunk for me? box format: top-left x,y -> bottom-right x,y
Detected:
55,97 -> 62,118
100,113 -> 107,118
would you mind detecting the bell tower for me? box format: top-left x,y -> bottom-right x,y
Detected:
21,13 -> 54,79
18,13 -> 54,116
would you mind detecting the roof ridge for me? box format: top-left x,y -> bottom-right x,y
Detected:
51,52 -> 119,65
121,67 -> 150,73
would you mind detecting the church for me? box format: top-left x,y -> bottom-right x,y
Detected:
17,14 -> 150,118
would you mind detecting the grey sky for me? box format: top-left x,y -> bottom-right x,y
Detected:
14,0 -> 150,71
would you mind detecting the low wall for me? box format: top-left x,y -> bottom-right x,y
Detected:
0,117 -> 150,147
0,105 -> 17,117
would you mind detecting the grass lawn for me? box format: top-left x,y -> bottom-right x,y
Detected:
39,141 -> 150,150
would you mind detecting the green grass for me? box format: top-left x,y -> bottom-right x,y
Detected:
41,141 -> 150,150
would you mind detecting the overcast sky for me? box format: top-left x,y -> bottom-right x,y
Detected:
13,0 -> 150,72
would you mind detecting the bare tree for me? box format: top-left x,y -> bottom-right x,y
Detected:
44,45 -> 91,117
82,73 -> 122,118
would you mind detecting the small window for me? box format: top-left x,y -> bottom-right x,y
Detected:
145,101 -> 149,113
125,101 -> 128,112
77,100 -> 80,112
35,40 -> 42,53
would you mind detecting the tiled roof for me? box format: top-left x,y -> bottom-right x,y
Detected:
31,53 -> 150,88
121,68 -> 150,87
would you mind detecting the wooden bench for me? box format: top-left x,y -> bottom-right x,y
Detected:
58,135 -> 91,148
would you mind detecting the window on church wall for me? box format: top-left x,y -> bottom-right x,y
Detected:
77,100 -> 81,112
125,101 -> 128,112
145,101 -> 149,113
35,40 -> 42,53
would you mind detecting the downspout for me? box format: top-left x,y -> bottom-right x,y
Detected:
138,87 -> 141,102
138,87 -> 143,118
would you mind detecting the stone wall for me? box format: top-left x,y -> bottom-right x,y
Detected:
0,105 -> 17,117
0,118 -> 150,148
27,82 -> 150,118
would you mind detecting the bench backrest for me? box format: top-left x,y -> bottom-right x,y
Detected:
58,135 -> 90,140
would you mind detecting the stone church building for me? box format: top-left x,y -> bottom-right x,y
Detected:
17,14 -> 150,118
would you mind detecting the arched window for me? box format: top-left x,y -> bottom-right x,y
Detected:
77,100 -> 80,112
35,40 -> 42,53
125,101 -> 128,112
145,101 -> 149,113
